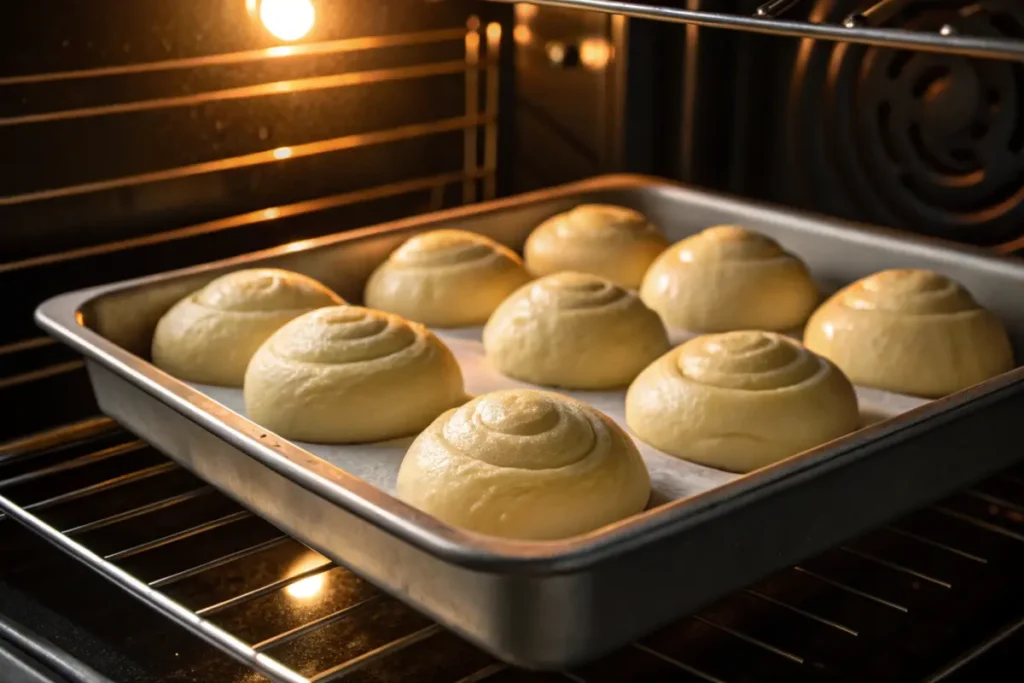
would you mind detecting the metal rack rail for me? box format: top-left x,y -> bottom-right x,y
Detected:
494,0 -> 1024,60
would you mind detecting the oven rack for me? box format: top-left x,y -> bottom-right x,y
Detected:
502,0 -> 1024,61
3,419 -> 1024,682
1,18 -> 504,268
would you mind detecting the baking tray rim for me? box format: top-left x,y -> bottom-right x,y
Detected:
34,173 -> 1024,574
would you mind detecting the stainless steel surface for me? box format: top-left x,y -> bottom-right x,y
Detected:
923,616 -> 1024,683
755,0 -> 803,19
489,0 -> 1024,60
0,615 -> 113,683
843,0 -> 911,28
35,174 -> 1024,667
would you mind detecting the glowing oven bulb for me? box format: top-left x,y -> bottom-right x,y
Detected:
258,0 -> 316,42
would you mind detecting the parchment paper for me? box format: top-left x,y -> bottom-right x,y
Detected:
192,328 -> 929,505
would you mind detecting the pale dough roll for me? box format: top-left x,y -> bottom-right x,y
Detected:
244,306 -> 466,443
639,225 -> 819,332
151,268 -> 342,387
524,204 -> 669,288
396,389 -> 651,540
364,229 -> 530,327
626,331 -> 859,472
483,272 -> 670,389
804,269 -> 1014,398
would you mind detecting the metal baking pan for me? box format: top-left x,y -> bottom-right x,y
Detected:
36,175 -> 1024,669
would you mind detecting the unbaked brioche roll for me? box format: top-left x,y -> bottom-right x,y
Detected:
364,229 -> 530,327
483,272 -> 670,389
152,268 -> 342,386
805,269 -> 1013,398
524,204 -> 669,288
396,389 -> 650,540
626,331 -> 859,472
640,225 -> 819,332
244,306 -> 465,443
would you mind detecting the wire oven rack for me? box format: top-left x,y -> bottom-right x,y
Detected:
499,0 -> 1024,61
3,418 -> 1024,683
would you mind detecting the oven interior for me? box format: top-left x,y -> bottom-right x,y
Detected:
2,1 -> 1024,681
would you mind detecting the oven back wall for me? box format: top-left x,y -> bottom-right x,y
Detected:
1,0 -> 502,261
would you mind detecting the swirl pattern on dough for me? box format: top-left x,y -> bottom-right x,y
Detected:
483,272 -> 670,389
640,225 -> 819,332
244,306 -> 465,443
151,268 -> 343,387
365,229 -> 530,327
524,204 -> 669,288
805,269 -> 1014,397
626,331 -> 860,472
390,230 -> 497,267
830,268 -> 976,314
396,389 -> 651,540
679,331 -> 820,390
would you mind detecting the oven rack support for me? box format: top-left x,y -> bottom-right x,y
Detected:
492,0 -> 1024,61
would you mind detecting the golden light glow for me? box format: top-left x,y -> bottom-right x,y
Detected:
272,146 -> 293,160
267,45 -> 297,58
280,238 -> 319,253
545,41 -> 566,65
515,3 -> 538,21
514,25 -> 533,46
259,0 -> 315,42
486,22 -> 503,44
246,0 -> 258,15
579,38 -> 612,70
466,31 -> 481,62
285,573 -> 325,599
283,554 -> 330,600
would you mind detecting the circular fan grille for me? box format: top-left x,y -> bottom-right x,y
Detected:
786,0 -> 1024,246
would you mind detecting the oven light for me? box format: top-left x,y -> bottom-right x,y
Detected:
272,146 -> 294,160
515,3 -> 538,22
487,22 -> 503,45
546,41 -> 566,65
286,573 -> 326,600
257,0 -> 315,42
579,38 -> 612,70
